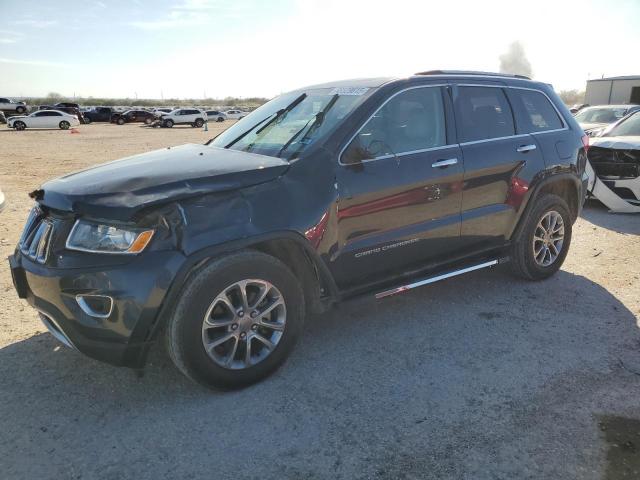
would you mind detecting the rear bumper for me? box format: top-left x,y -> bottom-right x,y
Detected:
8,250 -> 185,367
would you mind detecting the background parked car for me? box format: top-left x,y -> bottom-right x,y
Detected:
575,104 -> 640,136
588,110 -> 640,207
223,109 -> 245,120
159,108 -> 206,128
111,109 -> 156,125
55,102 -> 81,110
39,105 -> 85,124
0,98 -> 28,114
205,110 -> 227,122
570,103 -> 589,114
8,110 -> 80,130
83,107 -> 115,123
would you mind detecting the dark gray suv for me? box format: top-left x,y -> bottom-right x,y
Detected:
9,71 -> 589,389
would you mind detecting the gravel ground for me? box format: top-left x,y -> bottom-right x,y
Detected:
1,123 -> 639,479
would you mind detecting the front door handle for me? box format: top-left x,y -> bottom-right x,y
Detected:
517,144 -> 537,153
431,158 -> 458,168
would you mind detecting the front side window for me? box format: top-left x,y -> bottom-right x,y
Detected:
341,87 -> 446,164
510,89 -> 563,132
455,86 -> 515,142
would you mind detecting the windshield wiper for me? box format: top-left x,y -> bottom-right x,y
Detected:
223,93 -> 307,149
277,94 -> 339,159
254,93 -> 307,135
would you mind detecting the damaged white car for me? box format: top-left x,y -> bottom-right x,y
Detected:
587,110 -> 640,213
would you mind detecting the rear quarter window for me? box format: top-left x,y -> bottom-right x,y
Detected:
508,89 -> 563,133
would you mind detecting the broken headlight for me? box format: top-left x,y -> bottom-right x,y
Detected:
66,220 -> 154,254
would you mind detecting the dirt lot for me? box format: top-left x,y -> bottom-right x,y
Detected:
1,123 -> 639,479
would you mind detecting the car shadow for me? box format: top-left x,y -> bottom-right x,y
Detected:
1,268 -> 639,478
581,199 -> 640,235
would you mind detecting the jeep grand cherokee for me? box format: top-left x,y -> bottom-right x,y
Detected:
9,71 -> 589,389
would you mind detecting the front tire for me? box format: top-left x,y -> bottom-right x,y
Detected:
166,250 -> 305,389
217,117 -> 224,122
144,117 -> 153,125
14,121 -> 26,131
59,121 -> 70,130
195,118 -> 204,128
15,106 -> 25,114
84,117 -> 92,124
510,194 -> 572,280
164,119 -> 174,128
117,117 -> 125,125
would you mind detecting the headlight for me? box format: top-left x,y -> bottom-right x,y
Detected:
66,220 -> 154,254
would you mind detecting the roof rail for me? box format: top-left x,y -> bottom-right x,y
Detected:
415,70 -> 531,80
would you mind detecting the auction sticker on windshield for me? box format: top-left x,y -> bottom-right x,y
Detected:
329,87 -> 369,96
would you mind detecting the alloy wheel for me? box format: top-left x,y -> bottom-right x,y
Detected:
201,279 -> 286,370
532,210 -> 564,267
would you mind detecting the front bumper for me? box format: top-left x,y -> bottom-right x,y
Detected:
8,250 -> 185,367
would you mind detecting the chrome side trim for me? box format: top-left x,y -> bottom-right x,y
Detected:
347,144 -> 455,164
338,83 -> 570,167
37,312 -> 77,350
338,84 -> 449,166
375,260 -> 498,299
459,133 -> 529,147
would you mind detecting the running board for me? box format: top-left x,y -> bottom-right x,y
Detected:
375,260 -> 498,299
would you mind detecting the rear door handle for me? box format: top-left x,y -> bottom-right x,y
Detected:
431,158 -> 458,168
517,144 -> 537,153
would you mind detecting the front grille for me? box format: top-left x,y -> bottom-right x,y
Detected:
19,207 -> 54,264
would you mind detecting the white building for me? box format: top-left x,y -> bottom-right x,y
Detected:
585,76 -> 640,105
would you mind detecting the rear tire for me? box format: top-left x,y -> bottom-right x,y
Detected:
59,121 -> 70,130
117,118 -> 125,125
166,250 -> 305,389
510,194 -> 572,280
84,117 -> 92,124
195,118 -> 204,128
16,106 -> 25,114
14,121 -> 26,131
144,117 -> 153,125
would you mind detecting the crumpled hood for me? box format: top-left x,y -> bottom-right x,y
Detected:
590,136 -> 640,150
7,115 -> 27,121
37,144 -> 289,220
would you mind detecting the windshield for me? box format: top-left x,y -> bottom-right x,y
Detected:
604,112 -> 640,137
211,87 -> 373,160
575,107 -> 627,124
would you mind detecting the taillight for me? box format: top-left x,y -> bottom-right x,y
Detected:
581,134 -> 589,153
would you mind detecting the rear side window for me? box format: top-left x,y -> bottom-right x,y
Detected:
455,86 -> 515,142
509,89 -> 563,132
342,86 -> 447,164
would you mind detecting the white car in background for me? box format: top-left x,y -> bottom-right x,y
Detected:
7,110 -> 80,131
205,110 -> 227,122
159,108 -> 207,128
223,109 -> 246,120
0,97 -> 28,114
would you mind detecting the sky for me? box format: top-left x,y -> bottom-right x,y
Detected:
1,0 -> 639,100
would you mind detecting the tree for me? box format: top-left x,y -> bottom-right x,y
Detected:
558,89 -> 585,106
